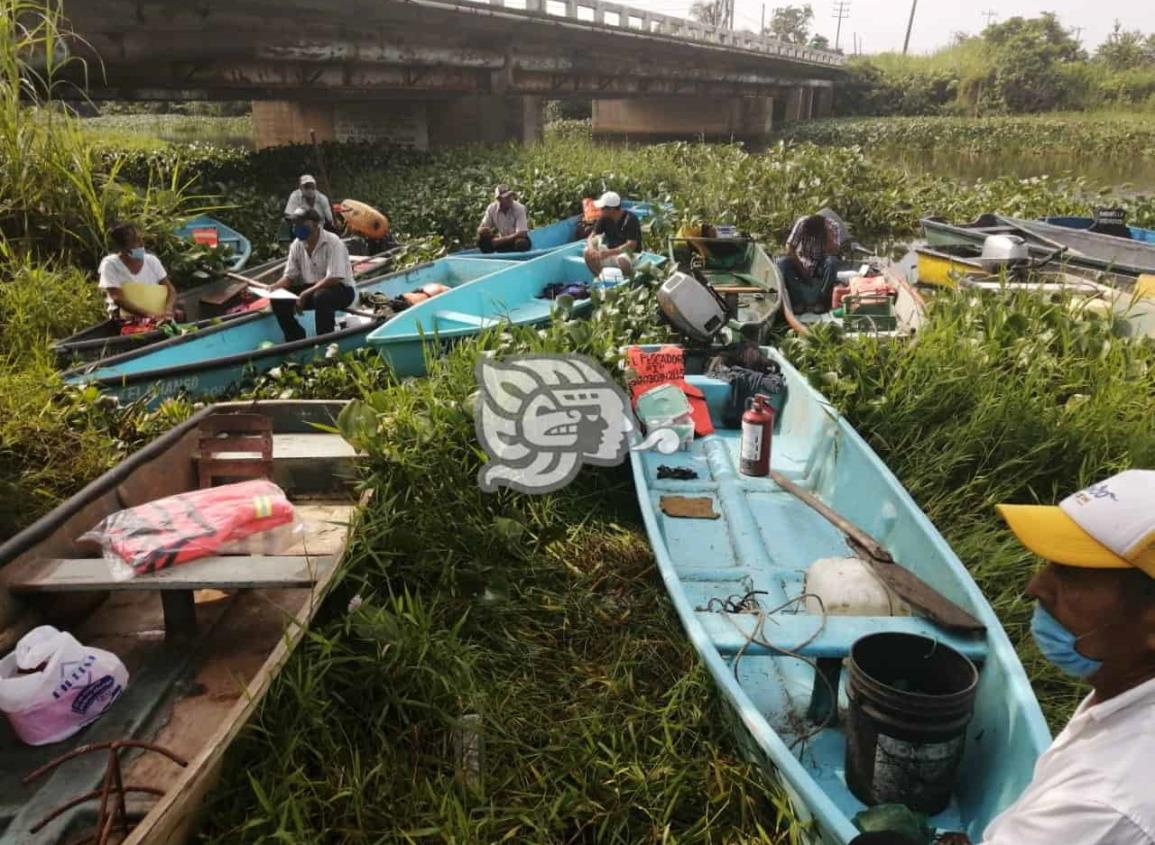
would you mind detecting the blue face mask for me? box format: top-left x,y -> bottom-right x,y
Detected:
1031,603 -> 1103,679
293,225 -> 312,241
129,246 -> 145,260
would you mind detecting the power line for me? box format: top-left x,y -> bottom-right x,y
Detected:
832,0 -> 850,50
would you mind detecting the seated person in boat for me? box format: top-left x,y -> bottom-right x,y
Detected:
284,174 -> 334,230
776,213 -> 841,313
976,470 -> 1155,844
583,191 -> 642,277
268,207 -> 356,342
477,184 -> 531,253
97,222 -> 180,325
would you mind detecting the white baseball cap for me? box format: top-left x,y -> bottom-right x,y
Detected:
594,191 -> 622,209
998,470 -> 1155,575
299,174 -> 317,187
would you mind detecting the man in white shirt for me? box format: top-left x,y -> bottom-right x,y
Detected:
97,222 -> 179,321
476,184 -> 530,253
981,470 -> 1155,844
269,207 -> 355,342
283,174 -> 334,229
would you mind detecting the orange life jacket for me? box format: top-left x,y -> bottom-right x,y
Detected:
92,480 -> 294,576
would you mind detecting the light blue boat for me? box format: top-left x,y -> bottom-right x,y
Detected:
630,346 -> 1050,844
63,257 -> 517,406
366,240 -> 666,378
459,200 -> 659,261
174,213 -> 253,272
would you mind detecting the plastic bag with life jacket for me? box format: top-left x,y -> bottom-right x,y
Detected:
79,479 -> 298,581
0,626 -> 129,746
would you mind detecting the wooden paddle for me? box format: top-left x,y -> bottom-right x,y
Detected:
769,470 -> 986,633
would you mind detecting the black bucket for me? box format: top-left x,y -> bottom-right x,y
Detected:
844,633 -> 979,815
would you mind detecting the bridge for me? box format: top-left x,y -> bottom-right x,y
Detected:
62,0 -> 845,149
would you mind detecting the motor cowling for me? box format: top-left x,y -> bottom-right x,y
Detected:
979,234 -> 1031,273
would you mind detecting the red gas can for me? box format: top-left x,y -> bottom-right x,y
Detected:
739,394 -> 775,477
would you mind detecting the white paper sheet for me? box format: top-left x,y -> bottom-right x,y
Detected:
249,286 -> 297,300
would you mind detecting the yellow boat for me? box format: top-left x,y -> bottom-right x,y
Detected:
914,246 -> 988,288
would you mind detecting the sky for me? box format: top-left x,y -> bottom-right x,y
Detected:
628,0 -> 1155,54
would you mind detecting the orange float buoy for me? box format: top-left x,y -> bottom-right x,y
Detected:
338,199 -> 390,240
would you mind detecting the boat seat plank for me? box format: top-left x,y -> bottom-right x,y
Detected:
6,554 -> 336,593
433,310 -> 499,329
272,432 -> 355,460
695,611 -> 987,661
198,281 -> 248,307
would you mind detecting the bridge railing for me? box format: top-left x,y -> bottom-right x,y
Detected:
465,0 -> 846,66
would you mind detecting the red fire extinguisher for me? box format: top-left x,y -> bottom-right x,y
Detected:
740,394 -> 775,477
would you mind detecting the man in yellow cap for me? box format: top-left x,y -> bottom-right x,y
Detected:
980,470 -> 1155,843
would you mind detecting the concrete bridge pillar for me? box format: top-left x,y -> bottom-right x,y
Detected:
591,95 -> 775,141
813,86 -> 833,119
782,86 -> 814,122
252,96 -> 544,150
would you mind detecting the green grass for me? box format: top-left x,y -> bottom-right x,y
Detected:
79,114 -> 254,148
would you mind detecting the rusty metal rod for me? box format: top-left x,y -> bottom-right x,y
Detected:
24,740 -> 189,784
29,786 -> 166,833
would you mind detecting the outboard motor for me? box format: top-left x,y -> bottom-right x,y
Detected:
657,270 -> 727,343
979,234 -> 1031,274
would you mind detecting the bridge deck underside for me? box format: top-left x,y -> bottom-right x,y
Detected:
62,0 -> 840,100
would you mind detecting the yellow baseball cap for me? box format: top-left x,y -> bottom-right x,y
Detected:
998,470 -> 1155,576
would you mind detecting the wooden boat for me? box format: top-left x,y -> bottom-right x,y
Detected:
629,346 -> 1050,844
780,260 -> 925,338
366,239 -> 666,377
62,257 -> 518,406
53,249 -> 398,369
174,214 -> 252,273
0,400 -> 361,844
921,214 -> 1155,278
458,200 -> 658,261
667,236 -> 782,341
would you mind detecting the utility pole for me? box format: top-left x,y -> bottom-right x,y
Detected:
832,0 -> 850,51
902,0 -> 917,54
1071,26 -> 1084,45
760,3 -> 766,34
981,9 -> 997,27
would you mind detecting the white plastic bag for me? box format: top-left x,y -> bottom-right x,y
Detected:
0,626 -> 129,746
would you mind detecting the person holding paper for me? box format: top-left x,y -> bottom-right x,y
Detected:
269,207 -> 356,342
97,222 -> 179,323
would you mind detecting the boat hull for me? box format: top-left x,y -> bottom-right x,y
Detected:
175,214 -> 252,272
0,401 -> 359,845
629,347 -> 1050,843
64,258 -> 517,406
367,240 -> 666,378
921,215 -> 1155,278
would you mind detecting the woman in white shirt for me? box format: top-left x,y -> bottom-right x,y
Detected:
97,222 -> 179,322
